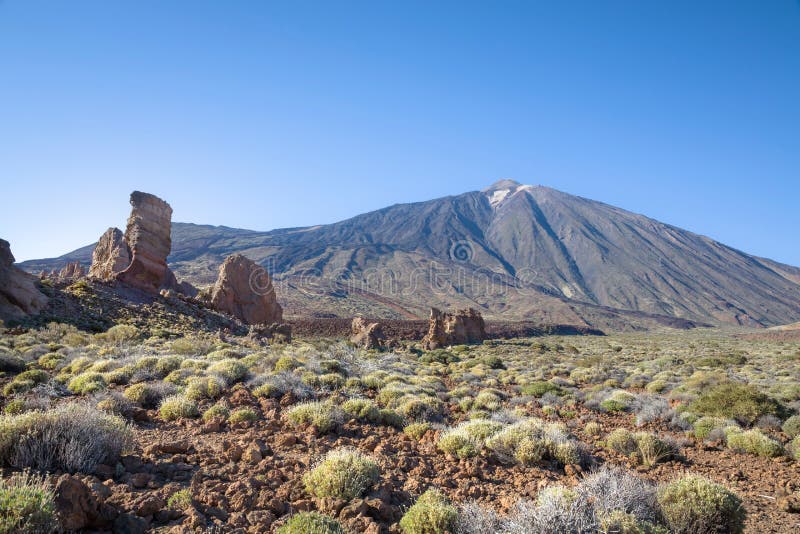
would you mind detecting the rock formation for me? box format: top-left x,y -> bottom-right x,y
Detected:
209,254 -> 283,325
0,238 -> 48,320
56,261 -> 87,281
88,228 -> 130,281
87,192 -> 196,296
421,307 -> 486,350
116,192 -> 173,294
350,317 -> 385,349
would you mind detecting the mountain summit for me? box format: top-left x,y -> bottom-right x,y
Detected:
20,182 -> 800,328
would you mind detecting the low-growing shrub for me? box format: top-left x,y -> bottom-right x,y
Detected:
208,359 -> 248,385
277,512 -> 345,534
159,395 -> 199,421
725,428 -> 784,458
123,382 -> 175,408
404,422 -> 432,440
229,408 -> 258,424
202,404 -> 230,422
0,403 -> 132,472
185,376 -> 224,400
0,471 -> 57,534
657,475 -> 745,534
690,383 -> 784,425
303,448 -> 379,500
521,381 -> 563,397
285,402 -> 343,434
167,489 -> 192,510
600,390 -> 636,412
782,415 -> 800,438
399,488 -> 457,534
67,372 -> 106,394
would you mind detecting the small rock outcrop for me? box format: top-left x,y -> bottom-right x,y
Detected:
116,191 -> 173,294
350,317 -> 385,349
56,261 -> 87,281
209,254 -> 283,325
421,307 -> 486,350
0,238 -> 48,320
89,227 -> 130,281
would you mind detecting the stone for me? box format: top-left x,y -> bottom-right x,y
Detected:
421,307 -> 486,349
89,227 -> 131,281
350,317 -> 385,349
0,238 -> 48,320
117,191 -> 173,294
209,254 -> 283,325
57,260 -> 87,281
54,474 -> 117,531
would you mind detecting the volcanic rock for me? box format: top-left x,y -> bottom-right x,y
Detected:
57,261 -> 87,281
209,254 -> 283,325
117,191 -> 173,294
350,317 -> 385,349
421,307 -> 486,349
89,227 -> 131,281
0,238 -> 48,320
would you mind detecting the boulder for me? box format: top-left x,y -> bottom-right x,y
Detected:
421,307 -> 486,350
0,238 -> 48,320
350,317 -> 384,349
209,254 -> 283,325
89,227 -> 130,281
54,474 -> 117,531
117,191 -> 173,294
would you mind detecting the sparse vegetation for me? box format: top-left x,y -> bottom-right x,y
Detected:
303,448 -> 380,500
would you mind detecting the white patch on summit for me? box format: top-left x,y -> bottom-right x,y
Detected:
489,189 -> 511,207
484,179 -> 534,208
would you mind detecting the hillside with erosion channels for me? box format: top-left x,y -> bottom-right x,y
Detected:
21,180 -> 800,329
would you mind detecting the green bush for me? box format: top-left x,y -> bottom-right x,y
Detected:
404,422 -> 432,440
208,359 -> 248,385
303,448 -> 379,500
657,475 -> 745,534
690,383 -> 784,425
202,404 -> 230,422
185,376 -> 224,400
159,395 -> 199,421
285,402 -> 342,434
521,381 -> 563,397
67,372 -> 106,394
725,429 -> 784,458
274,356 -> 299,372
277,512 -> 345,534
692,417 -> 736,440
601,390 -> 636,412
782,415 -> 800,438
482,355 -> 505,369
166,489 -> 192,510
399,488 -> 457,534
123,383 -> 168,408
229,408 -> 258,424
0,471 -> 56,534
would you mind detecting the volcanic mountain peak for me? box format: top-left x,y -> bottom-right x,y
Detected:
482,179 -> 539,207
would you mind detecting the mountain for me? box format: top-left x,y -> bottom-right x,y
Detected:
19,181 -> 800,328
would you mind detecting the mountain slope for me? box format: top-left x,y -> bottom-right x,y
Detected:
19,181 -> 800,327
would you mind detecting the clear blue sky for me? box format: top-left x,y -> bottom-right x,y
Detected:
1,1 -> 799,265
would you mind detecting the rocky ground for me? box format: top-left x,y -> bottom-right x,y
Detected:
1,323 -> 798,533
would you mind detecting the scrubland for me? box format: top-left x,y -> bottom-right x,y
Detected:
0,322 -> 799,532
